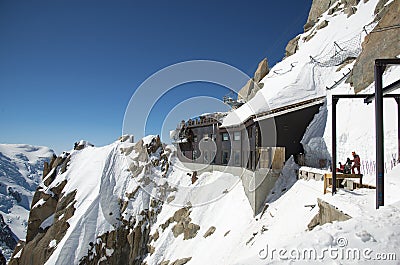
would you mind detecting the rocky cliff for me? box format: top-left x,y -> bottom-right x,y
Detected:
347,0 -> 399,92
237,58 -> 269,102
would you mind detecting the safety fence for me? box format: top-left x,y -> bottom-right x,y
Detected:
359,156 -> 398,176
310,21 -> 378,67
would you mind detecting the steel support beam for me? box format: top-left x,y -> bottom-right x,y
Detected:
375,62 -> 384,209
365,79 -> 400,104
332,97 -> 339,194
396,97 -> 400,163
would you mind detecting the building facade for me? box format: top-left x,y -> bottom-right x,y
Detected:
175,97 -> 325,171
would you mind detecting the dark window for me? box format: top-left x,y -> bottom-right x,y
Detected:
247,126 -> 252,138
222,133 -> 229,141
222,151 -> 229,165
193,135 -> 198,142
249,151 -> 253,169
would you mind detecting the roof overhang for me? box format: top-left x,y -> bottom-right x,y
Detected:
253,96 -> 326,122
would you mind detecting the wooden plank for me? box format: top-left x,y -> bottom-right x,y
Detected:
324,174 -> 328,194
324,173 -> 363,193
325,173 -> 363,179
272,147 -> 285,170
257,147 -> 285,170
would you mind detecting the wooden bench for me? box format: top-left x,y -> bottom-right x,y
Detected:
323,173 -> 363,194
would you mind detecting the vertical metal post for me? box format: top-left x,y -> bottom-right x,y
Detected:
332,96 -> 338,194
375,61 -> 384,209
395,97 -> 400,163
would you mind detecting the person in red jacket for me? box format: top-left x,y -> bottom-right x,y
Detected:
336,162 -> 345,173
351,151 -> 361,174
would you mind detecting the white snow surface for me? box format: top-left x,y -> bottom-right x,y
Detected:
0,144 -> 54,239
32,136 -> 400,264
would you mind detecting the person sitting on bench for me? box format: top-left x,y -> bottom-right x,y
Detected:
351,151 -> 361,174
343,158 -> 352,174
336,162 -> 345,173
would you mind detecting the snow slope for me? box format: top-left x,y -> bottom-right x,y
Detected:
0,144 -> 54,258
44,143 -> 122,264
233,163 -> 400,264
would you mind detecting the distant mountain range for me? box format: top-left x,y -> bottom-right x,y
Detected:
0,144 -> 54,260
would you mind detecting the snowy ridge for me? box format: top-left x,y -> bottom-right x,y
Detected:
44,144 -> 120,264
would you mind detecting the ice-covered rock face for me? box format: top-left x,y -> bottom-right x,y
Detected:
0,144 -> 54,260
8,136 -> 174,265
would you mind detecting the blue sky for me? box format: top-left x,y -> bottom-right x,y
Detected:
0,0 -> 311,153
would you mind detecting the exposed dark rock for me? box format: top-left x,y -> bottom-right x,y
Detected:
0,214 -> 17,250
347,0 -> 399,93
303,31 -> 317,42
285,36 -> 300,57
149,229 -> 159,243
306,0 -> 338,25
146,136 -> 162,154
119,135 -> 134,143
26,193 -> 58,242
237,58 -> 269,102
203,226 -> 216,238
169,207 -> 200,240
42,162 -> 50,180
374,0 -> 390,15
48,155 -> 57,171
316,20 -> 329,30
147,244 -> 155,255
10,189 -> 76,265
60,155 -> 70,174
344,6 -> 357,17
303,20 -> 316,32
166,195 -> 175,204
8,187 -> 22,203
253,58 -> 269,83
170,257 -> 192,265
0,251 -> 6,265
373,0 -> 391,22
